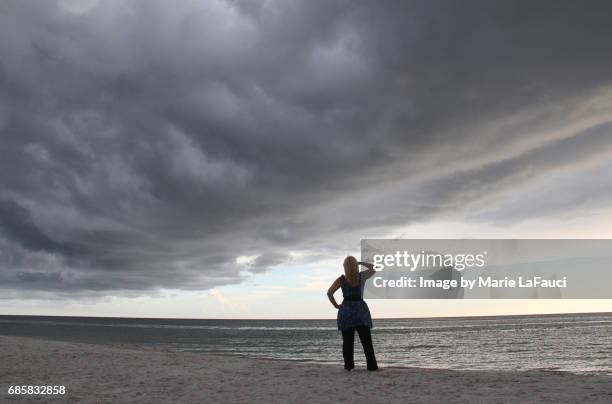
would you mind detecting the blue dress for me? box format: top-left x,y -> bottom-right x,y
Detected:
337,273 -> 373,330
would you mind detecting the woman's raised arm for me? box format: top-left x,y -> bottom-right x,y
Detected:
358,261 -> 376,279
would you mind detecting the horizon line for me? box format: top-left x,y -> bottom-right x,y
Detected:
1,310 -> 611,322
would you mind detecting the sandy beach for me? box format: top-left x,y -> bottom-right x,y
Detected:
0,335 -> 610,403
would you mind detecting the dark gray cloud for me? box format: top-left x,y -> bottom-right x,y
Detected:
1,0 -> 612,295
248,252 -> 293,274
0,199 -> 85,256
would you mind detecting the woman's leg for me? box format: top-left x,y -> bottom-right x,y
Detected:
341,327 -> 355,370
356,326 -> 378,370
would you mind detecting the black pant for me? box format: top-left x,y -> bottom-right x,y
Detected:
341,325 -> 378,370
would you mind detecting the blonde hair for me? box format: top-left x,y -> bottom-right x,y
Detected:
343,256 -> 360,287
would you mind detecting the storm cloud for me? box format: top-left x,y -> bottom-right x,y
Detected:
2,0 -> 612,295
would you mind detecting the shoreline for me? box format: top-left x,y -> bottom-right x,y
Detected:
3,333 -> 608,376
1,333 -> 609,377
1,335 -> 611,403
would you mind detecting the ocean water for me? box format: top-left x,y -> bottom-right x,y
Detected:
1,313 -> 611,375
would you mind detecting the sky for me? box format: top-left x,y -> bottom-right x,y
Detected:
1,0 -> 612,319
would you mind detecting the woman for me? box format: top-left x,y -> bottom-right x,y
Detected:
327,256 -> 379,371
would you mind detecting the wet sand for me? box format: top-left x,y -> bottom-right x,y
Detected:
1,335 -> 610,403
